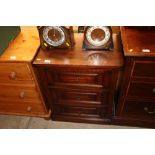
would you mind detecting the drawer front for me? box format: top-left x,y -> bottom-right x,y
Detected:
49,88 -> 108,106
0,84 -> 41,103
132,61 -> 155,78
0,100 -> 46,115
53,105 -> 109,118
121,100 -> 155,119
59,91 -> 100,101
127,82 -> 155,100
46,69 -> 112,88
0,63 -> 33,84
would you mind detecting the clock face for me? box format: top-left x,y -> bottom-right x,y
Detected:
43,26 -> 65,46
86,26 -> 111,47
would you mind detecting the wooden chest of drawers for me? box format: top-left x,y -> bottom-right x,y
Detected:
0,27 -> 49,117
115,27 -> 155,128
36,67 -> 118,123
33,33 -> 123,124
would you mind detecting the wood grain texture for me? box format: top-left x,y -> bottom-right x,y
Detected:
121,26 -> 155,57
0,62 -> 33,84
33,34 -> 123,124
0,26 -> 40,62
33,33 -> 123,67
115,27 -> 155,128
0,26 -> 49,117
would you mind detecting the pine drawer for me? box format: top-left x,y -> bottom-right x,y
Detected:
0,62 -> 33,84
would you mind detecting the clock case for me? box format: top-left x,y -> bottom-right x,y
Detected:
37,26 -> 75,50
82,26 -> 113,50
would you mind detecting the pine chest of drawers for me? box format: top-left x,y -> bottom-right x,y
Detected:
115,27 -> 155,128
33,33 -> 123,124
0,27 -> 49,117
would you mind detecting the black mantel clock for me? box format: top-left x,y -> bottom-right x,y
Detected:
82,26 -> 113,50
37,26 -> 75,50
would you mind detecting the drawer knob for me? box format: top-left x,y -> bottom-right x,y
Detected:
27,106 -> 32,112
152,88 -> 155,93
144,107 -> 155,114
19,91 -> 25,98
9,72 -> 16,80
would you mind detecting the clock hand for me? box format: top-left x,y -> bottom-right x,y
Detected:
53,28 -> 55,37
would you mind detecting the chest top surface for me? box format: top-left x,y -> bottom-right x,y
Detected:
121,26 -> 155,57
33,33 -> 123,68
0,26 -> 40,62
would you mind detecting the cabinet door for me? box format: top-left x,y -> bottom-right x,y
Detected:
121,100 -> 155,119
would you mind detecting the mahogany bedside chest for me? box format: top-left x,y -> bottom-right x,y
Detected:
115,27 -> 155,128
33,33 -> 123,124
0,27 -> 49,117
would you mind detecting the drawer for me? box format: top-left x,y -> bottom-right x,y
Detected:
0,84 -> 41,103
46,68 -> 112,88
59,91 -> 101,101
127,82 -> 155,100
0,63 -> 33,84
53,105 -> 109,118
0,100 -> 47,115
121,100 -> 155,119
49,88 -> 108,106
132,61 -> 155,78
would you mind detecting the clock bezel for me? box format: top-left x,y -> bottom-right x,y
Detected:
86,26 -> 111,47
83,26 -> 113,50
42,26 -> 65,47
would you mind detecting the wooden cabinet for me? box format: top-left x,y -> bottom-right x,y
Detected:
115,27 -> 155,128
36,67 -> 118,123
33,33 -> 123,124
0,27 -> 49,117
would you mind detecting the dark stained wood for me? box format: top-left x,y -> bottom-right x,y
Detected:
33,33 -> 123,124
115,26 -> 155,128
119,100 -> 155,118
131,60 -> 155,78
33,33 -> 123,67
121,26 -> 155,57
38,26 -> 75,50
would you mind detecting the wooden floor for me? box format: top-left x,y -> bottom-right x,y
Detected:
0,115 -> 139,129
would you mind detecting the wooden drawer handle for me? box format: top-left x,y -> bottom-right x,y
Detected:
19,91 -> 25,98
152,88 -> 155,93
9,72 -> 16,80
144,107 -> 155,114
27,106 -> 32,112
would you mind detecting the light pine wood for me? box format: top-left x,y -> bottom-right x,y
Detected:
0,26 -> 40,62
0,26 -> 49,117
28,62 -> 50,114
0,100 -> 48,116
0,84 -> 41,102
0,62 -> 33,84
